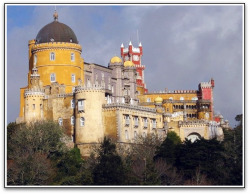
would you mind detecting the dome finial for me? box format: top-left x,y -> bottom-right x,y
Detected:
53,6 -> 58,21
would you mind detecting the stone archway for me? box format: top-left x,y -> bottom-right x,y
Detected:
187,132 -> 202,143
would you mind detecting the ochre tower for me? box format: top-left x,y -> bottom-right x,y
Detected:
120,41 -> 148,95
17,10 -> 84,125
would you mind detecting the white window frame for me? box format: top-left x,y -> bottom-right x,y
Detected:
80,117 -> 85,126
34,55 -> 37,65
152,119 -> 156,129
50,73 -> 56,82
143,118 -> 148,128
125,115 -> 130,126
147,98 -> 151,102
71,99 -> 75,108
50,52 -> 55,61
71,53 -> 75,61
58,118 -> 63,126
71,116 -> 75,125
71,74 -> 75,83
78,99 -> 84,111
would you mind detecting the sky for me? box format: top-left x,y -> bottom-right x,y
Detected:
6,4 -> 243,127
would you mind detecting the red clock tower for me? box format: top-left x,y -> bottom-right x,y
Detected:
120,41 -> 148,94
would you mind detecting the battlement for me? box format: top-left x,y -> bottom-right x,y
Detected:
24,88 -> 45,97
75,84 -> 105,93
103,103 -> 156,113
199,81 -> 212,88
31,41 -> 82,53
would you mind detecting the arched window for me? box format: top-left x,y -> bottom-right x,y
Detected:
125,130 -> 129,140
80,117 -> 85,126
71,116 -> 75,125
71,74 -> 75,83
34,55 -> 37,65
180,97 -> 184,101
71,99 -> 75,108
58,118 -> 63,126
71,53 -> 75,61
50,73 -> 56,82
169,97 -> 173,101
142,132 -> 146,138
50,52 -> 55,61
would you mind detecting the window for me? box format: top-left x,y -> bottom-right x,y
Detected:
78,99 -> 84,111
180,97 -> 184,101
142,132 -> 146,138
147,98 -> 151,102
169,97 -> 173,101
50,73 -> 56,82
71,116 -> 75,125
34,55 -> 37,65
50,52 -> 55,61
32,104 -> 35,110
134,131 -> 137,139
143,118 -> 148,128
71,53 -> 75,61
72,87 -> 75,93
71,74 -> 75,83
71,99 -> 75,108
134,117 -> 139,127
152,119 -> 156,129
80,117 -> 85,126
58,118 -> 63,126
40,104 -> 42,110
125,130 -> 129,140
125,115 -> 130,126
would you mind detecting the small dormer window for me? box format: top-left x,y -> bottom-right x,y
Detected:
50,52 -> 55,61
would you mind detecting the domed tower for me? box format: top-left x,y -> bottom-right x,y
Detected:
123,61 -> 137,105
28,10 -> 84,92
17,10 -> 84,124
108,56 -> 123,103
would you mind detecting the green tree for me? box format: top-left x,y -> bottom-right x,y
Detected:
222,114 -> 243,185
154,131 -> 181,165
7,121 -> 67,185
92,137 -> 126,185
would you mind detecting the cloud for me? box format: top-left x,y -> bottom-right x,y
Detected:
7,5 -> 243,127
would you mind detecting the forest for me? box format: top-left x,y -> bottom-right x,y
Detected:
7,114 -> 243,186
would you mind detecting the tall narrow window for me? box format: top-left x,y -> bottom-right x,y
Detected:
71,53 -> 75,61
71,74 -> 75,83
58,118 -> 63,126
71,99 -> 75,108
78,99 -> 84,111
34,55 -> 37,65
50,52 -> 55,61
80,117 -> 85,126
50,73 -> 56,82
125,130 -> 129,140
134,131 -> 137,139
71,116 -> 75,125
32,104 -> 35,110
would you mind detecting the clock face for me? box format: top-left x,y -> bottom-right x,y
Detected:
133,55 -> 139,61
124,56 -> 129,61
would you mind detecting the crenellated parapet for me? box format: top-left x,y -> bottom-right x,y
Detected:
24,88 -> 45,97
75,84 -> 105,93
103,103 -> 156,113
31,42 -> 82,53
